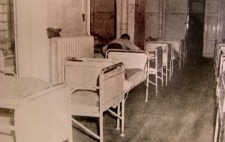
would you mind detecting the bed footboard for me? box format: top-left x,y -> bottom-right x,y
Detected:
0,84 -> 72,142
106,49 -> 149,71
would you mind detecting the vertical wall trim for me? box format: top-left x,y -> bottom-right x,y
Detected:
162,0 -> 166,38
14,0 -> 19,75
121,0 -> 128,34
159,0 -> 163,38
87,0 -> 90,35
116,0 -> 121,38
128,2 -> 135,42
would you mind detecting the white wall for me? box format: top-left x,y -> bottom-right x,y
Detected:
145,0 -> 160,39
165,0 -> 188,40
203,0 -> 223,58
16,0 -> 88,82
134,0 -> 145,48
90,0 -> 115,38
144,0 -> 188,41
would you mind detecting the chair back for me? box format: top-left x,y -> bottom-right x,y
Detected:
155,47 -> 163,71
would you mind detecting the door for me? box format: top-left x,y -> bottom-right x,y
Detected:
0,0 -> 14,54
203,0 -> 223,58
90,0 -> 116,45
187,1 -> 205,61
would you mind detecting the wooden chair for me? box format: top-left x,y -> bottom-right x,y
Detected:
64,58 -> 125,142
147,46 -> 163,95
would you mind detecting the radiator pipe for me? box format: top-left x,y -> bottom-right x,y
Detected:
121,0 -> 128,35
159,0 -> 163,38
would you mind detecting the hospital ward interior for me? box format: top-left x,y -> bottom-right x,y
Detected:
1,0 -> 225,142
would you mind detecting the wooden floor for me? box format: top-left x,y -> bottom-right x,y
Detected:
72,58 -> 216,142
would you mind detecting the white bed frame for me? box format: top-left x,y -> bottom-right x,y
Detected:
64,58 -> 125,142
144,42 -> 172,86
157,40 -> 185,70
105,49 -> 150,102
0,82 -> 72,142
214,72 -> 225,142
214,43 -> 225,82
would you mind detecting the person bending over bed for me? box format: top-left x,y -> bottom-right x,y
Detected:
102,33 -> 142,54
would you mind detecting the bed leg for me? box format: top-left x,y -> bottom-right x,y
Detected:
120,100 -> 125,137
145,76 -> 149,102
169,62 -> 172,81
99,114 -> 103,142
116,104 -> 121,130
214,108 -> 219,142
166,66 -> 168,86
161,69 -> 163,88
179,59 -> 181,70
172,60 -> 174,77
156,73 -> 158,94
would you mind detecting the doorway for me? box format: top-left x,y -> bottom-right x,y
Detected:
90,0 -> 117,49
0,0 -> 16,73
187,1 -> 205,63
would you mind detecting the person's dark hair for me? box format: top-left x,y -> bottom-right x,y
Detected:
107,43 -> 123,50
120,33 -> 130,40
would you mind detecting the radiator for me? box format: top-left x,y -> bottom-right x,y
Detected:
50,36 -> 94,85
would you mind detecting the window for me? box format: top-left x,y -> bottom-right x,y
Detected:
0,0 -> 14,54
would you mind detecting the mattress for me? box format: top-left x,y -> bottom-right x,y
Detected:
71,90 -> 99,115
124,68 -> 146,93
0,76 -> 51,109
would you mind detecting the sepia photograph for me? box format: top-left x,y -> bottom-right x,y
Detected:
0,0 -> 222,141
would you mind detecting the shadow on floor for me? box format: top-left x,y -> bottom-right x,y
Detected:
73,58 -> 216,142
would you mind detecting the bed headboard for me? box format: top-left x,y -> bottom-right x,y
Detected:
64,58 -> 121,91
106,49 -> 149,70
158,40 -> 181,52
50,36 -> 94,85
144,42 -> 169,51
